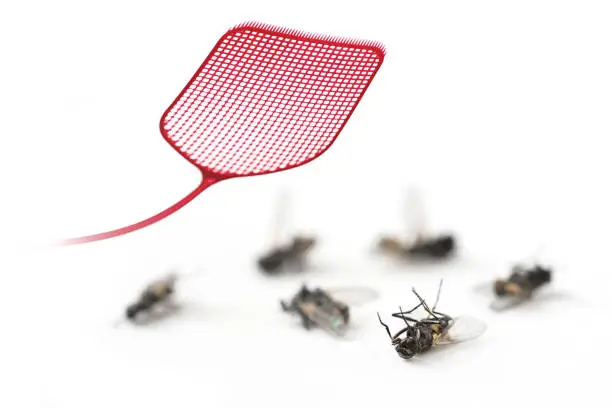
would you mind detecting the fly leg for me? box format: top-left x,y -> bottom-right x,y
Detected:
390,299 -> 425,320
396,306 -> 418,335
377,313 -> 394,340
411,287 -> 438,319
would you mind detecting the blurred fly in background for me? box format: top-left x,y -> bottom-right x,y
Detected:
375,187 -> 457,263
117,269 -> 204,326
475,244 -> 554,311
257,189 -> 317,275
486,263 -> 553,311
121,273 -> 180,325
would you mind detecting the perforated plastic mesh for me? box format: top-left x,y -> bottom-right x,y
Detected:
161,22 -> 385,177
56,23 -> 385,246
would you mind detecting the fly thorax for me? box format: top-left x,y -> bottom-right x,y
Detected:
418,328 -> 434,350
147,282 -> 171,298
528,267 -> 552,287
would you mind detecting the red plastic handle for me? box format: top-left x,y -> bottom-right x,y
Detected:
56,175 -> 218,246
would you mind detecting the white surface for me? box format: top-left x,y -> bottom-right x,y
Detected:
2,1 -> 612,407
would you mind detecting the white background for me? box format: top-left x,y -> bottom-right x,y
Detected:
2,1 -> 612,407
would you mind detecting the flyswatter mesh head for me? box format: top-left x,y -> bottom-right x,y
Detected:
60,22 -> 385,246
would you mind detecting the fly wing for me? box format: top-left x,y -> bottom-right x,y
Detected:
404,186 -> 427,243
473,281 -> 494,295
270,187 -> 291,247
521,243 -> 547,266
436,315 -> 487,345
144,273 -> 177,295
311,309 -> 349,337
490,293 -> 531,312
325,287 -> 379,306
299,302 -> 349,337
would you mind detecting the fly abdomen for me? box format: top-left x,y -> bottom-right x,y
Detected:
417,328 -> 435,352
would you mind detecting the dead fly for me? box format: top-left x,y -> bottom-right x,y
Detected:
116,270 -> 202,326
258,236 -> 317,274
119,273 -> 179,325
377,280 -> 486,359
281,284 -> 378,337
484,263 -> 553,311
375,187 -> 456,262
377,235 -> 455,261
257,189 -> 317,275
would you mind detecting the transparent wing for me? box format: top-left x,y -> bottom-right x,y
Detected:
521,242 -> 547,266
510,263 -> 528,275
144,273 -> 177,293
473,281 -> 494,295
326,286 -> 380,306
305,306 -> 349,337
490,293 -> 530,312
270,187 -> 291,247
436,315 -> 487,345
404,186 -> 427,243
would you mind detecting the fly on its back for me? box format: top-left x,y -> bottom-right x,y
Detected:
377,280 -> 486,360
